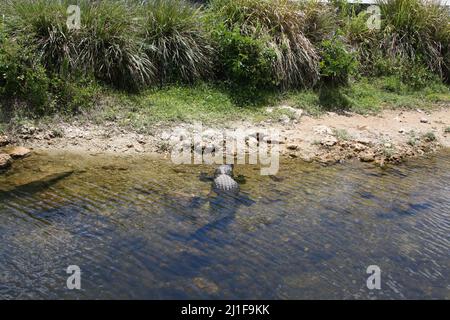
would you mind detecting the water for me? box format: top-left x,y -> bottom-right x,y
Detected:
0,150 -> 449,299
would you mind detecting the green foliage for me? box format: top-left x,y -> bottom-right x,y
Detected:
0,16 -> 98,116
319,37 -> 357,86
378,0 -> 450,72
422,131 -> 437,142
1,0 -> 450,120
300,0 -> 338,45
0,37 -> 50,113
212,25 -> 276,92
141,0 -> 214,84
49,76 -> 99,114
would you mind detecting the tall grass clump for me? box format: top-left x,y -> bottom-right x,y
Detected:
337,0 -> 450,87
378,0 -> 450,77
141,0 -> 214,85
209,0 -> 321,90
2,0 -> 75,74
3,0 -> 155,91
77,1 -> 155,91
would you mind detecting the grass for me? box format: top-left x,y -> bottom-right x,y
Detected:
4,75 -> 450,132
85,84 -> 275,132
377,0 -> 450,76
422,131 -> 437,142
333,128 -> 351,141
56,76 -> 450,132
283,77 -> 450,116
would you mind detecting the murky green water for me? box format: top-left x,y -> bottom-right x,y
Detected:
0,150 -> 449,299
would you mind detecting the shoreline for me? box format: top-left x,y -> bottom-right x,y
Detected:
2,107 -> 450,166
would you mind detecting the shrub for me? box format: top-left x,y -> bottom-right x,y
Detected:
141,0 -> 214,84
422,131 -> 437,142
212,25 -> 276,91
319,36 -> 357,86
209,0 -> 320,89
0,37 -> 50,113
49,76 -> 99,114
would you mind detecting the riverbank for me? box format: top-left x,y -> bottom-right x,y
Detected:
2,106 -> 449,167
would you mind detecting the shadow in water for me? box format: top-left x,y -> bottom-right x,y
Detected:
0,171 -> 74,201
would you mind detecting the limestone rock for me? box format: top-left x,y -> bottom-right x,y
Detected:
313,125 -> 333,135
0,153 -> 12,170
6,146 -> 31,159
0,135 -> 10,147
360,151 -> 375,162
321,136 -> 337,147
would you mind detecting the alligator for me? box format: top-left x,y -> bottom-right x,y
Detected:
212,164 -> 240,194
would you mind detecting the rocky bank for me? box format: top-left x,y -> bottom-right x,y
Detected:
2,107 -> 449,167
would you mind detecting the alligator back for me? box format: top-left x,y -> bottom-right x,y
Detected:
213,174 -> 240,194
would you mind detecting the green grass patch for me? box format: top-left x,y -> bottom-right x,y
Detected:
422,131 -> 437,142
87,83 -> 278,131
283,77 -> 450,116
10,76 -> 448,130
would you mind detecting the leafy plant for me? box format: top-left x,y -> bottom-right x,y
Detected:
213,25 -> 276,92
319,36 -> 357,86
0,37 -> 50,113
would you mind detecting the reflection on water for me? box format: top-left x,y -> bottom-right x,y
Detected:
0,150 -> 449,299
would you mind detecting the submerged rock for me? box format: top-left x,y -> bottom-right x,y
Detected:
193,277 -> 219,295
0,153 -> 12,170
6,146 -> 31,159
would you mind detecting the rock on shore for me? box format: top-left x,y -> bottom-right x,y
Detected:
5,146 -> 31,159
0,146 -> 32,173
0,153 -> 12,170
